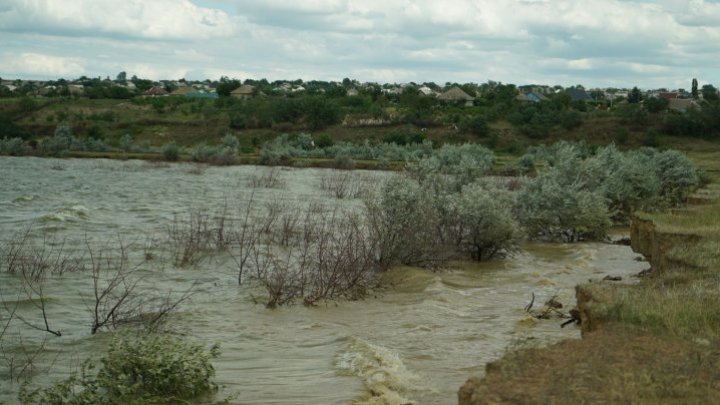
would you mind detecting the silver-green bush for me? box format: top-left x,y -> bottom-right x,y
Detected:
19,333 -> 220,404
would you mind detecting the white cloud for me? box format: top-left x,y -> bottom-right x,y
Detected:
1,0 -> 720,87
0,53 -> 85,77
0,0 -> 236,40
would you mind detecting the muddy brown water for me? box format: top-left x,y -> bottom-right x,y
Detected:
0,157 -> 646,404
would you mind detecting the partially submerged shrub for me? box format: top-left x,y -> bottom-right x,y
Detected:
517,154 -> 611,242
364,176 -> 445,267
20,333 -> 220,404
446,181 -> 520,260
407,143 -> 495,190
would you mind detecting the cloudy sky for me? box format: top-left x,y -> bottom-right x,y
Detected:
1,0 -> 719,88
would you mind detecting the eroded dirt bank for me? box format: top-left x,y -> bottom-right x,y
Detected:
459,209 -> 720,404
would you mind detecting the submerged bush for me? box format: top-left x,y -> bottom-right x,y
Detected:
365,176 -> 444,267
19,333 -> 220,404
517,168 -> 611,242
446,181 -> 520,260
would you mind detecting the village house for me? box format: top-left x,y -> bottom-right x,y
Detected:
143,86 -> 169,96
437,86 -> 475,106
231,84 -> 256,99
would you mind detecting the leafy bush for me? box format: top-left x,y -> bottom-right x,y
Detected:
20,333 -> 220,404
517,166 -> 611,242
559,109 -> 583,130
446,181 -> 520,260
40,124 -> 73,156
315,133 -> 333,148
364,176 -> 443,267
120,133 -> 133,152
614,127 -> 630,144
0,137 -> 28,155
162,141 -> 179,161
407,143 -> 495,190
460,115 -> 489,136
652,149 -> 700,205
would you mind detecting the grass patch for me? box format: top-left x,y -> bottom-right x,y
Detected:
636,202 -> 720,236
603,281 -> 720,340
466,328 -> 720,404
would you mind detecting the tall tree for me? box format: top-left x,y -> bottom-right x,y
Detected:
692,78 -> 699,99
701,84 -> 718,101
627,86 -> 643,104
216,76 -> 241,97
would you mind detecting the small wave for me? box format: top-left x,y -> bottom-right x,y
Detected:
39,205 -> 90,222
12,194 -> 39,204
336,337 -> 422,404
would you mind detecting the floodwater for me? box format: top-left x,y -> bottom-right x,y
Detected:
0,157 -> 646,404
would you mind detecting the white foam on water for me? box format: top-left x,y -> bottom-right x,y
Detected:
336,336 -> 426,405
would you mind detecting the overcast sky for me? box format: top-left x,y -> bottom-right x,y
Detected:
1,0 -> 719,89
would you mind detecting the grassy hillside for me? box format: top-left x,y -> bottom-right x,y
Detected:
4,96 -> 717,161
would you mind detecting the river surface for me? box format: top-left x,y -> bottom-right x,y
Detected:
0,157 -> 646,404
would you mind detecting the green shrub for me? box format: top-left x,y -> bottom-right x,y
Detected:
120,134 -> 133,152
642,128 -> 660,147
559,109 -> 583,130
162,141 -> 179,161
40,124 -> 73,156
364,176 -> 442,267
516,144 -> 611,241
460,115 -> 489,137
19,333 -> 220,404
0,137 -> 28,155
447,181 -> 520,260
614,127 -> 630,144
315,133 -> 333,148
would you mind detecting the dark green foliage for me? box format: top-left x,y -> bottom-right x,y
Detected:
88,111 -> 115,122
644,97 -> 669,113
17,97 -> 37,113
229,113 -> 247,129
559,109 -> 583,130
460,115 -> 489,136
627,86 -> 643,104
701,84 -> 718,101
617,103 -> 648,127
315,133 -> 333,148
614,127 -> 630,144
216,76 -> 241,97
0,112 -> 32,140
642,129 -> 660,147
162,141 -> 179,161
86,125 -> 104,140
303,96 -> 340,130
381,131 -> 426,145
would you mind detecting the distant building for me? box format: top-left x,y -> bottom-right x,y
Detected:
170,86 -> 195,96
657,92 -> 678,100
437,86 -> 475,106
143,86 -> 169,96
668,98 -> 699,113
231,84 -> 255,99
417,86 -> 436,96
566,88 -> 592,102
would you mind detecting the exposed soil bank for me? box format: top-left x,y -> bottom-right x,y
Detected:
459,204 -> 719,404
458,328 -> 719,404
